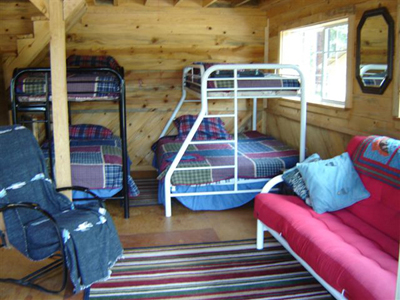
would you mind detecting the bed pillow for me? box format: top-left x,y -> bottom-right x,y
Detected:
66,55 -> 121,71
174,114 -> 232,141
297,152 -> 370,214
69,124 -> 113,140
282,153 -> 321,205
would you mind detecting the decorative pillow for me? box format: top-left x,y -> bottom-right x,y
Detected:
282,153 -> 321,205
174,115 -> 232,141
66,55 -> 121,71
69,124 -> 113,139
297,152 -> 370,214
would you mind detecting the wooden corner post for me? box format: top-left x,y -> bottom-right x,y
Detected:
49,0 -> 72,199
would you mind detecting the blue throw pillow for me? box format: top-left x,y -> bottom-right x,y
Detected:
282,153 -> 321,206
297,152 -> 370,214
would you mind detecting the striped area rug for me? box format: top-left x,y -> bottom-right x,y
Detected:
129,178 -> 159,206
86,238 -> 333,299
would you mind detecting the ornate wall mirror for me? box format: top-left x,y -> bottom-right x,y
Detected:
356,7 -> 394,94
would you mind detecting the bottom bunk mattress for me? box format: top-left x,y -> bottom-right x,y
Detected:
158,178 -> 281,210
42,137 -> 140,199
152,131 -> 299,210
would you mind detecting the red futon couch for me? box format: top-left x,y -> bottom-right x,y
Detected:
254,136 -> 399,300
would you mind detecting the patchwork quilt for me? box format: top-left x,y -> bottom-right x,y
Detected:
153,131 -> 299,185
42,137 -> 140,197
352,135 -> 400,188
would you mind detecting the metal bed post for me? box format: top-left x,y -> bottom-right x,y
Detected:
252,98 -> 258,131
44,72 -> 54,180
164,66 -> 208,217
10,75 -> 17,125
296,65 -> 307,162
233,69 -> 238,192
67,102 -> 72,125
117,70 -> 130,219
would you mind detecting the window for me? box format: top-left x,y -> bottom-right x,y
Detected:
280,19 -> 349,106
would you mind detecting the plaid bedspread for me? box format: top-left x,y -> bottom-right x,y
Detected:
16,72 -> 121,102
42,137 -> 140,197
153,131 -> 299,185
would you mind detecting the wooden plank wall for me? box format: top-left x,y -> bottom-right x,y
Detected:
64,2 -> 267,171
262,0 -> 399,159
0,1 -> 35,54
0,1 -> 39,125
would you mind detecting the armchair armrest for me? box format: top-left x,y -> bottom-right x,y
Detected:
56,186 -> 105,207
0,202 -> 62,249
0,202 -> 58,224
261,175 -> 283,193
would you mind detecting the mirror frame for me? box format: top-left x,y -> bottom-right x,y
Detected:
356,7 -> 394,95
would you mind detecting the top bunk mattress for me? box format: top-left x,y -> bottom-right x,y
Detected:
13,55 -> 123,103
14,71 -> 121,102
185,62 -> 301,98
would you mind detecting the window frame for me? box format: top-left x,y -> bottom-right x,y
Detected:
279,15 -> 355,109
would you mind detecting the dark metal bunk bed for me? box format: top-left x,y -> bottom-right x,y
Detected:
10,56 -> 137,218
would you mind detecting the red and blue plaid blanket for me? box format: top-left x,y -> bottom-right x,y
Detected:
153,131 -> 299,185
16,72 -> 121,102
42,137 -> 140,197
16,55 -> 122,102
67,55 -> 121,71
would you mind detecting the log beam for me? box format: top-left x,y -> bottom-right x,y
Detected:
49,0 -> 72,198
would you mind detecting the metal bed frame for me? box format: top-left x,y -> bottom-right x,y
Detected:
159,63 -> 307,217
10,67 -> 131,218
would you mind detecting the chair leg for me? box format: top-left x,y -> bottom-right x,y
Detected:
0,203 -> 69,294
0,252 -> 68,294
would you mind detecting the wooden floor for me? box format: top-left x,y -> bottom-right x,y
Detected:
0,198 -> 258,300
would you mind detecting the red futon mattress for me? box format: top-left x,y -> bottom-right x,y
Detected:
254,136 -> 399,300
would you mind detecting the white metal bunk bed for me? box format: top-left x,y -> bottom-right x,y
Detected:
155,63 -> 307,217
10,56 -> 138,218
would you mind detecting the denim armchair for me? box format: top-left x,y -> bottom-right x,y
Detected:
0,125 -> 123,294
